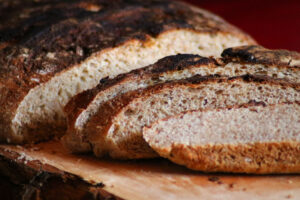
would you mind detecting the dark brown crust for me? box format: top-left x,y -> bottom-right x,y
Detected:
64,54 -> 216,131
0,149 -> 122,200
222,45 -> 300,67
0,0 -> 255,143
85,74 -> 299,157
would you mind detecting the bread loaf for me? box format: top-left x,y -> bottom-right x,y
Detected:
63,46 -> 300,154
0,0 -> 255,144
143,102 -> 300,174
81,75 -> 299,159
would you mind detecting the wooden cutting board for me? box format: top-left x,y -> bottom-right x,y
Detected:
0,140 -> 299,200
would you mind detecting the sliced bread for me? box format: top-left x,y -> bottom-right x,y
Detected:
0,0 -> 255,144
143,102 -> 300,174
63,46 -> 300,153
82,75 -> 299,159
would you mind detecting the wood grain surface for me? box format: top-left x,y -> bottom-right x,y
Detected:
0,141 -> 299,200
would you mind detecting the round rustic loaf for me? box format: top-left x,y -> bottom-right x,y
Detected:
0,0 -> 256,144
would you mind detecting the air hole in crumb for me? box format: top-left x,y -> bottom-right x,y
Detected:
188,88 -> 200,92
58,89 -> 62,96
80,76 -> 86,82
215,90 -> 223,94
124,109 -> 135,116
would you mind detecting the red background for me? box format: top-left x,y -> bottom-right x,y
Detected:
184,0 -> 300,52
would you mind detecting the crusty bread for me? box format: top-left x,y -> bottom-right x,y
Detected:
0,0 -> 255,144
63,54 -> 218,152
81,75 -> 299,159
143,102 -> 300,174
63,46 -> 300,153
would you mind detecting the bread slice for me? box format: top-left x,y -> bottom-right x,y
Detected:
143,102 -> 300,174
63,55 -> 218,152
81,75 -> 299,159
0,0 -> 256,144
63,46 -> 300,153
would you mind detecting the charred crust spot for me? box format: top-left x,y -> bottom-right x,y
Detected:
239,74 -> 264,83
222,45 -> 259,62
148,54 -> 212,74
99,76 -> 110,84
222,45 -> 300,67
185,74 -> 222,84
95,182 -> 105,188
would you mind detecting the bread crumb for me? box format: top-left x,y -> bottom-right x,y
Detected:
46,52 -> 56,59
17,152 -> 34,164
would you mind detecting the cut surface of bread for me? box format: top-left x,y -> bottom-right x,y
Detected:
0,0 -> 255,144
82,75 -> 299,159
63,46 -> 300,153
143,102 -> 300,174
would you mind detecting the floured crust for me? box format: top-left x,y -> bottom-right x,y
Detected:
0,0 -> 255,144
83,75 -> 299,159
